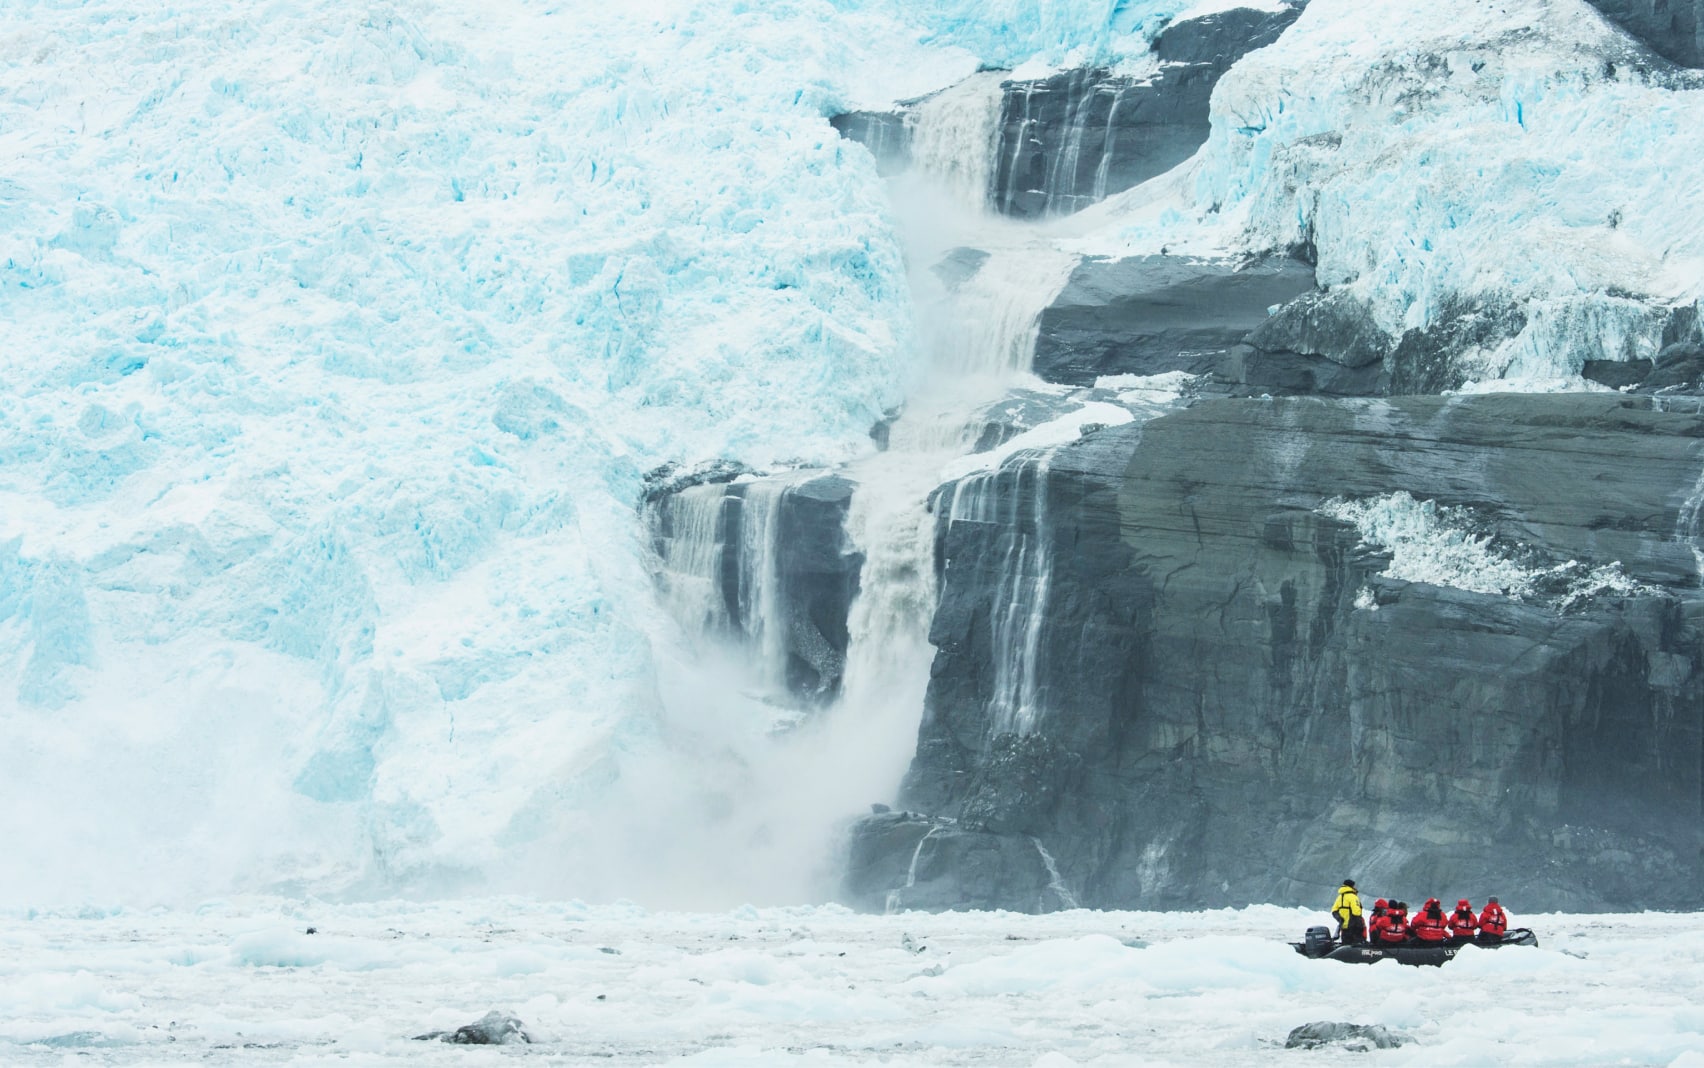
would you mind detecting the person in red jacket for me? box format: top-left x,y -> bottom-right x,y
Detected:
1478,896 -> 1509,942
1375,901 -> 1409,944
1367,898 -> 1391,941
1410,898 -> 1450,942
1448,899 -> 1479,941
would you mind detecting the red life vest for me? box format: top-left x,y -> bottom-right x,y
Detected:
1479,903 -> 1508,937
1411,903 -> 1449,942
1449,908 -> 1479,937
1376,914 -> 1409,943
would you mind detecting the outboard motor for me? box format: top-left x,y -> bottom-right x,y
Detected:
1303,926 -> 1335,958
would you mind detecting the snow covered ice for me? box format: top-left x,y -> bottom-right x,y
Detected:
2,901 -> 1702,1065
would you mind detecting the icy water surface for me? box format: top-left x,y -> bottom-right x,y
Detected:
2,900 -> 1701,1065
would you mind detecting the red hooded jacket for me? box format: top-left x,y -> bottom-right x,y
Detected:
1410,899 -> 1450,942
1479,901 -> 1508,937
1448,900 -> 1479,938
1375,906 -> 1409,943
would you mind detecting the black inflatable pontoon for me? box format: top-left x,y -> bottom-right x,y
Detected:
1291,925 -> 1539,967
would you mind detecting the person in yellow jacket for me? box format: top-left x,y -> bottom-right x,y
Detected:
1331,879 -> 1365,943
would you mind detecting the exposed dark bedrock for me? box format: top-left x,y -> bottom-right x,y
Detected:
1230,289 -> 1692,397
994,3 -> 1308,218
828,3 -> 1309,217
829,111 -> 910,175
1033,253 -> 1316,385
649,471 -> 862,701
844,393 -> 1704,913
1584,0 -> 1704,67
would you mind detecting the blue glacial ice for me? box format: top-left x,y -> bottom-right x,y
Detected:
0,0 -> 1196,905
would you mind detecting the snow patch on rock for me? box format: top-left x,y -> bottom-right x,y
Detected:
1321,491 -> 1653,609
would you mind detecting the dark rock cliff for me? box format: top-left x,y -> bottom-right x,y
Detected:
994,3 -> 1307,218
1585,0 -> 1704,67
1035,262 -> 1702,397
1032,254 -> 1317,386
843,394 -> 1704,912
648,470 -> 862,701
828,3 -> 1308,218
828,111 -> 910,175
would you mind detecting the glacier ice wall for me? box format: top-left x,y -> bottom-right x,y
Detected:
0,0 -> 1189,906
1189,0 -> 1704,382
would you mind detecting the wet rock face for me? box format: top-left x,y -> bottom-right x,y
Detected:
858,394 -> 1704,913
1123,282 -> 1697,398
649,472 -> 862,701
829,4 -> 1308,218
1584,0 -> 1704,67
1585,342 -> 1704,394
829,111 -> 910,174
640,459 -> 754,506
1033,254 -> 1316,386
842,811 -> 1063,914
994,4 -> 1307,218
990,66 -> 1211,219
1033,255 -> 1695,399
1233,290 -> 1392,395
774,476 -> 864,697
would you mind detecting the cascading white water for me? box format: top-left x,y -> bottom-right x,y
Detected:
996,82 -> 1041,216
1032,836 -> 1080,910
997,74 -> 1135,217
885,824 -> 943,913
654,483 -> 732,635
734,478 -> 794,691
649,472 -> 809,696
1045,77 -> 1095,216
907,71 -> 1006,212
1681,461 -> 1704,583
1087,83 -> 1130,206
938,453 -> 1054,737
931,250 -> 1082,377
1052,79 -> 1134,216
628,62 -> 1083,906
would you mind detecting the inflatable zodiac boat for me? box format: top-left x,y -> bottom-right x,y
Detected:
1292,925 -> 1539,967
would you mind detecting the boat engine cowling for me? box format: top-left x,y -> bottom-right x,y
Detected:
1303,926 -> 1334,958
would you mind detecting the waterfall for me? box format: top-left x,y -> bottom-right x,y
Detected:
654,482 -> 734,635
995,72 -> 1136,218
1032,836 -> 1080,911
885,824 -> 943,914
1088,83 -> 1130,205
995,81 -> 1041,216
907,71 -> 1005,212
1044,73 -> 1096,217
939,453 -> 1055,737
1681,460 -> 1704,583
734,478 -> 793,691
627,61 -> 1083,905
650,472 -> 805,694
930,248 -> 1080,378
